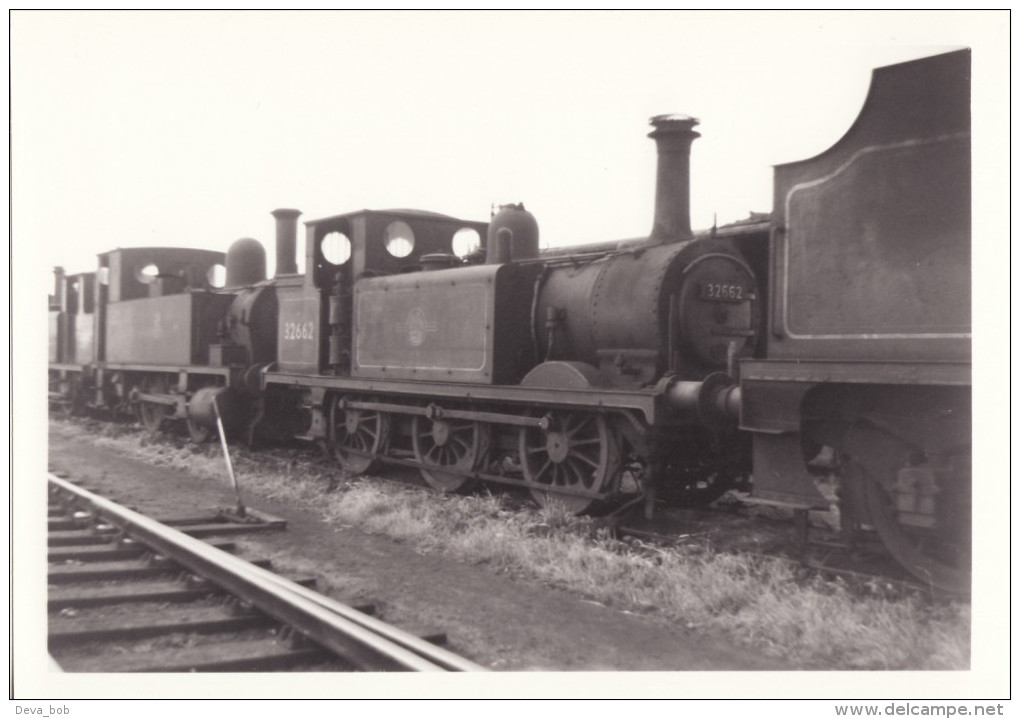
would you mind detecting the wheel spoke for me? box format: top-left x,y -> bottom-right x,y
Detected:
412,415 -> 484,492
521,411 -> 619,512
561,460 -> 580,487
570,449 -> 600,467
331,400 -> 389,474
564,414 -> 593,438
573,459 -> 596,489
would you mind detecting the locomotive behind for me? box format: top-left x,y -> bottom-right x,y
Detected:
48,50 -> 971,592
739,50 -> 971,592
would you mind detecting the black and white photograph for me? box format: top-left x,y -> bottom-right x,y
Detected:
10,9 -> 1010,706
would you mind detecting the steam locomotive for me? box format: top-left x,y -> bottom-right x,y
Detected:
49,50 -> 971,592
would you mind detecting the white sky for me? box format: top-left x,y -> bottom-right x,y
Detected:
10,10 -> 1003,276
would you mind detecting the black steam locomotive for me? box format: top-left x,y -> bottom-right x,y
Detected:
49,50 -> 971,592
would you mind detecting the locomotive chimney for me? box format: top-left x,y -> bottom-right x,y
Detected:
271,208 -> 302,276
52,266 -> 65,310
647,114 -> 700,245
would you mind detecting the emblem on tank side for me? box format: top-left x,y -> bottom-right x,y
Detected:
397,307 -> 438,347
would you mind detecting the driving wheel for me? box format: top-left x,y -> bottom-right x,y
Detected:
519,411 -> 620,514
412,415 -> 489,492
328,396 -> 390,475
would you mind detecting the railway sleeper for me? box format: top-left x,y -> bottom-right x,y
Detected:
48,541 -> 237,563
49,599 -> 379,648
56,639 -> 334,674
48,608 -> 275,647
47,557 -> 273,584
47,576 -> 317,610
48,528 -> 120,547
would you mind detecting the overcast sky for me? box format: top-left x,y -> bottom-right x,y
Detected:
11,10 -> 1004,277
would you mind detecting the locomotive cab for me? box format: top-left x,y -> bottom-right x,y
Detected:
48,268 -> 99,415
273,209 -> 488,376
98,247 -> 229,366
49,268 -> 97,366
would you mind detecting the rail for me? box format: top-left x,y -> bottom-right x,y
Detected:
48,473 -> 486,672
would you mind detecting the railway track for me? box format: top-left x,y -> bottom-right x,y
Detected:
47,473 -> 485,672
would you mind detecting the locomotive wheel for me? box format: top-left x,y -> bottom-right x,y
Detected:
328,397 -> 390,475
186,418 -> 213,444
862,461 -> 971,594
185,384 -> 216,443
136,378 -> 171,434
519,412 -> 620,514
411,415 -> 489,492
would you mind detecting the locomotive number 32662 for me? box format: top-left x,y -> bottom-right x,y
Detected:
701,283 -> 745,301
283,321 -> 315,341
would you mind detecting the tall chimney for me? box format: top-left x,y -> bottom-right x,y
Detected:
52,266 -> 65,310
647,114 -> 700,245
271,208 -> 302,276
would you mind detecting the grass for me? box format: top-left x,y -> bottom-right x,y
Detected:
52,418 -> 971,670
